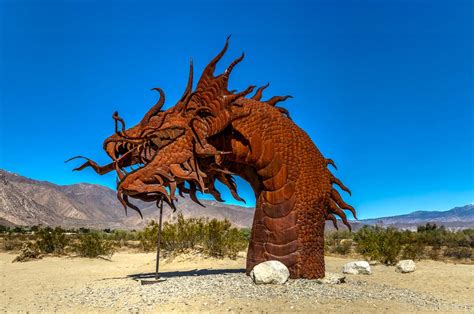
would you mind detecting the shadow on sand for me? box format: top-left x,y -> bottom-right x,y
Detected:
128,268 -> 246,280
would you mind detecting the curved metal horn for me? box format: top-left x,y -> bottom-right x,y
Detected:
141,87 -> 165,124
224,52 -> 244,79
198,36 -> 230,83
180,59 -> 194,102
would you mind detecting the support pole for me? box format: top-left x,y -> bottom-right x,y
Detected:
155,197 -> 163,280
140,197 -> 166,285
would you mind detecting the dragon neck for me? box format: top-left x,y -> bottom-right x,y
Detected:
220,102 -> 305,274
208,99 -> 350,279
226,103 -> 299,202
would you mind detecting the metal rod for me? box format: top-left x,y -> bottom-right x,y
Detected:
155,197 -> 164,280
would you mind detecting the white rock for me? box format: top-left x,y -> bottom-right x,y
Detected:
250,260 -> 289,284
396,259 -> 416,273
316,272 -> 346,284
342,261 -> 372,275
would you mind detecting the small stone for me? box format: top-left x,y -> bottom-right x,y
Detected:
342,261 -> 372,275
316,272 -> 346,284
396,260 -> 416,273
250,260 -> 289,284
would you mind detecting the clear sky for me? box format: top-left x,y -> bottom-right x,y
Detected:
0,0 -> 472,219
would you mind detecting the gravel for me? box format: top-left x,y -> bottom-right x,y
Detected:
48,271 -> 473,312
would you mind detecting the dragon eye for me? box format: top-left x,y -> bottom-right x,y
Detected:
196,108 -> 213,118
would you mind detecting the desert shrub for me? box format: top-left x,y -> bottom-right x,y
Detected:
443,247 -> 472,259
176,215 -> 206,250
221,227 -> 248,259
138,213 -> 248,259
111,229 -> 138,242
240,228 -> 251,241
140,215 -> 208,252
13,242 -> 42,262
139,220 -> 159,252
427,247 -> 441,260
354,226 -> 402,265
332,240 -> 352,255
461,229 -> 474,247
73,232 -> 116,258
204,218 -> 247,258
402,241 -> 425,260
325,230 -> 352,255
353,226 -> 381,261
78,227 -> 91,234
36,227 -> 68,255
204,218 -> 231,257
12,226 -> 27,233
3,234 -> 22,251
443,231 -> 471,248
416,223 -> 448,248
377,228 -> 403,265
124,240 -> 141,249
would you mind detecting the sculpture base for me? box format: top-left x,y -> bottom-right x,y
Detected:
140,278 -> 167,285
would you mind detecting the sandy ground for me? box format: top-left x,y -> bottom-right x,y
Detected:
0,251 -> 473,313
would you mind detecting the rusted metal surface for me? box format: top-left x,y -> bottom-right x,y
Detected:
69,37 -> 355,279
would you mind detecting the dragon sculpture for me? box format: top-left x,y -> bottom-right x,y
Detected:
69,37 -> 355,279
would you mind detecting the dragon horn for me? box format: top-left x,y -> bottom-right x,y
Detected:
224,52 -> 244,78
141,88 -> 165,124
198,36 -> 230,84
180,58 -> 194,102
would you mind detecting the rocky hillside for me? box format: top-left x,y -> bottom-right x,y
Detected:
0,169 -> 254,229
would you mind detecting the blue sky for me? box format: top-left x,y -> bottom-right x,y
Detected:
0,0 -> 472,219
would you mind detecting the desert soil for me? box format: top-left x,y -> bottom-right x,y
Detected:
0,251 -> 473,313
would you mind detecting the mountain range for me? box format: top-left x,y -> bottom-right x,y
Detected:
0,169 -> 472,230
0,169 -> 253,229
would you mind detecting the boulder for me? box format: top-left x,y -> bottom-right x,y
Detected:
250,260 -> 289,284
316,272 -> 346,284
342,261 -> 372,275
396,260 -> 416,273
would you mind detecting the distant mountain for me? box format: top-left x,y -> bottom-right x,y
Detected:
360,205 -> 474,230
0,169 -> 254,229
0,169 -> 472,230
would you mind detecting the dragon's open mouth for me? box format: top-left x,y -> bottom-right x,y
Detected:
67,115 -> 186,183
104,126 -> 186,179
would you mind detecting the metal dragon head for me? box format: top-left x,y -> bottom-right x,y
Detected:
68,37 -> 254,217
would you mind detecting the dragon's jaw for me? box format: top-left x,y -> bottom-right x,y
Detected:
114,133 -> 202,207
101,126 -> 186,184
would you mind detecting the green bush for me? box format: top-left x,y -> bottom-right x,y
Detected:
332,240 -> 352,255
204,218 -> 247,258
73,232 -> 116,258
111,229 -> 139,242
325,230 -> 354,255
139,220 -> 159,252
443,247 -> 472,259
427,247 -> 441,260
353,226 -> 381,261
402,241 -> 425,260
138,213 -> 248,259
378,228 -> 403,265
354,226 -> 402,265
36,227 -> 68,255
240,228 -> 251,241
3,234 -> 22,251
